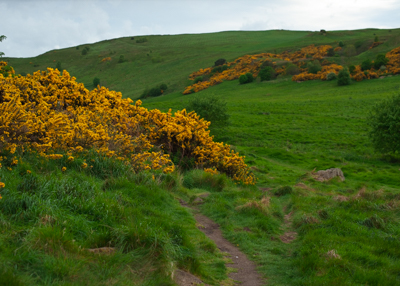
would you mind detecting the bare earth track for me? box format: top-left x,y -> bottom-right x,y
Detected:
174,199 -> 264,285
194,212 -> 265,286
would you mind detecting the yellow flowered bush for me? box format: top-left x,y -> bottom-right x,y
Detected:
184,44 -> 333,93
184,45 -> 400,88
0,63 -> 255,184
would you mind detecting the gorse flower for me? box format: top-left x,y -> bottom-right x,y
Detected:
184,45 -> 400,89
0,63 -> 255,184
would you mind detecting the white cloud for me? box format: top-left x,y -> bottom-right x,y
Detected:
1,0 -> 399,58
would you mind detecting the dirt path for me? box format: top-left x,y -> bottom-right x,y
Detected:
279,207 -> 297,244
194,212 -> 265,286
174,199 -> 264,285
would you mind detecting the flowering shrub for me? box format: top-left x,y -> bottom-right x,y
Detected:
369,42 -> 383,49
0,63 -> 255,184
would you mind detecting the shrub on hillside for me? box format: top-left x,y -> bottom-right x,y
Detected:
212,65 -> 228,74
326,72 -> 337,81
374,54 -> 389,70
259,66 -> 276,81
339,41 -> 345,47
361,59 -> 372,71
118,55 -> 125,63
186,95 -> 230,129
337,68 -> 351,86
81,46 -> 90,56
93,77 -> 100,87
140,83 -> 168,98
239,72 -> 254,84
349,65 -> 356,75
56,61 -> 62,71
194,76 -> 203,84
307,60 -> 322,74
327,48 -> 335,57
285,63 -> 300,75
368,94 -> 400,154
214,58 -> 227,66
0,65 -> 255,184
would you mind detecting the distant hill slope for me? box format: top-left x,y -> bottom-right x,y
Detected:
4,28 -> 400,99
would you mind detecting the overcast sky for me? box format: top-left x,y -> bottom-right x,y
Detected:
1,0 -> 400,58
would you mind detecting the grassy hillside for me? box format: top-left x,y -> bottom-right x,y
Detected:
2,28 -> 400,285
4,28 -> 400,98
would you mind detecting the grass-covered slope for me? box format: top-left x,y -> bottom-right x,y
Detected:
4,28 -> 400,98
143,61 -> 400,284
2,28 -> 400,285
0,151 -> 232,285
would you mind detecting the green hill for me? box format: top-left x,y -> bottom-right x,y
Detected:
2,28 -> 400,285
4,28 -> 400,98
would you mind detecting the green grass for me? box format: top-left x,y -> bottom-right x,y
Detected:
142,71 -> 400,285
4,28 -> 400,99
0,151 -> 229,285
3,28 -> 400,285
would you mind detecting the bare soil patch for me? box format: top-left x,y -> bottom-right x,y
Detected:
279,211 -> 297,244
194,212 -> 265,286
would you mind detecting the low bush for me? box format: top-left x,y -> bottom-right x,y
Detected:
118,55 -> 125,63
285,63 -> 300,75
55,61 -> 62,71
214,58 -> 226,66
326,48 -> 335,57
361,59 -> 372,71
326,72 -> 337,81
93,77 -> 100,87
140,83 -> 168,98
368,93 -> 400,154
81,46 -> 90,55
349,65 -> 356,74
307,60 -> 322,74
211,65 -> 228,74
239,72 -> 254,84
337,68 -> 351,86
259,66 -> 276,81
194,76 -> 203,84
186,95 -> 230,129
373,54 -> 389,70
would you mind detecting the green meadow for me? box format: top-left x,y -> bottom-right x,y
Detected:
1,28 -> 400,285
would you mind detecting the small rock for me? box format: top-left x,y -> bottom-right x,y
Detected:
313,168 -> 345,182
192,197 -> 204,205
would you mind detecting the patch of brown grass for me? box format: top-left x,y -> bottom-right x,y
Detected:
236,196 -> 270,213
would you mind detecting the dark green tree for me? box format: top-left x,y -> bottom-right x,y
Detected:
56,61 -> 62,71
259,66 -> 276,81
93,77 -> 100,87
337,68 -> 351,86
307,60 -> 322,74
361,59 -> 372,71
368,94 -> 400,154
373,54 -> 389,70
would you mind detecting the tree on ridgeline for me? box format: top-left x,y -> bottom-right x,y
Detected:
0,35 -> 6,57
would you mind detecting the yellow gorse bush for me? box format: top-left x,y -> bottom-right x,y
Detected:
184,44 -> 334,94
184,45 -> 400,89
0,63 -> 255,184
